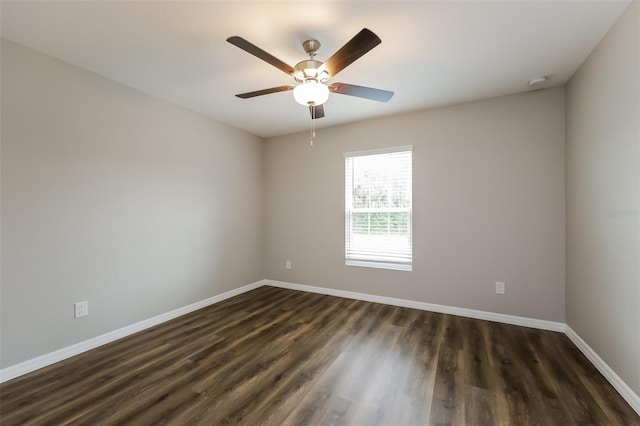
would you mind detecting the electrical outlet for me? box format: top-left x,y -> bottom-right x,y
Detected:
495,282 -> 506,295
285,260 -> 292,270
74,301 -> 88,318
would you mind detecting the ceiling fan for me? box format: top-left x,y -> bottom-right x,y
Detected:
226,28 -> 394,120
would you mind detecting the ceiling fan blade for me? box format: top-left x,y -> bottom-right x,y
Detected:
309,104 -> 325,119
235,85 -> 294,99
330,83 -> 394,102
321,29 -> 382,78
227,36 -> 296,75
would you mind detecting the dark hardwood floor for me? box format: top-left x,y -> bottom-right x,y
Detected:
1,286 -> 638,425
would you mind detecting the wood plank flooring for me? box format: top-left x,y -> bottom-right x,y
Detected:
1,286 -> 638,425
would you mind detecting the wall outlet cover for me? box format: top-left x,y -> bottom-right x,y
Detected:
74,301 -> 88,318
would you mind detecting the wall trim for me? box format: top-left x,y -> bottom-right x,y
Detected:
266,280 -> 639,415
565,325 -> 640,415
3,279 -> 638,417
265,279 -> 566,332
0,280 -> 265,383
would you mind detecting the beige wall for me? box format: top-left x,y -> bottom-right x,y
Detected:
566,1 -> 639,396
264,87 -> 566,322
0,39 -> 264,368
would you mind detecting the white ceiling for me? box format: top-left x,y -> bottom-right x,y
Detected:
1,1 -> 630,138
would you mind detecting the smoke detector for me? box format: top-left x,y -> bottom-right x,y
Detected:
528,76 -> 549,88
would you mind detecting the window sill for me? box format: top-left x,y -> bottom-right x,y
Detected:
345,259 -> 412,272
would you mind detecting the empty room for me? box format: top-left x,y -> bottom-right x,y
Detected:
1,1 -> 638,424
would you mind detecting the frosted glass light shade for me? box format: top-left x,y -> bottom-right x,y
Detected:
293,80 -> 329,106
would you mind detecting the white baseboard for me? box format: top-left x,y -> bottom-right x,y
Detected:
0,280 -> 265,383
265,279 -> 566,332
266,279 -> 639,415
565,326 -> 640,415
3,278 -> 638,417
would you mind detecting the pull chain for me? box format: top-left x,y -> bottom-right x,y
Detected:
310,105 -> 316,147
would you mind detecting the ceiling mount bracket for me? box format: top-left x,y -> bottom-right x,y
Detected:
302,39 -> 321,57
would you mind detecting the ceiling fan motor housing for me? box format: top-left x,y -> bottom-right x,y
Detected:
294,39 -> 329,83
294,59 -> 328,82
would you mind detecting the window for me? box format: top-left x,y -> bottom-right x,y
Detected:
344,146 -> 413,271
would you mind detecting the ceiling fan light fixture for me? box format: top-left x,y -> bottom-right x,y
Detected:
293,80 -> 329,106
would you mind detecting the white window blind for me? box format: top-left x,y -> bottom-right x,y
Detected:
344,146 -> 413,271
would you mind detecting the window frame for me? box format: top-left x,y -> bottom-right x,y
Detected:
344,145 -> 413,272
